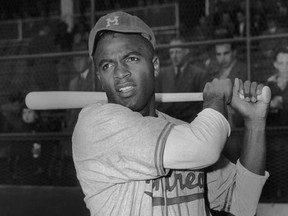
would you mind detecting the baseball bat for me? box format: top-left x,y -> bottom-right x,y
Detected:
25,91 -> 203,110
25,86 -> 271,110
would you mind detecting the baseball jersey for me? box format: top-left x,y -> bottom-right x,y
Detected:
72,101 -> 268,216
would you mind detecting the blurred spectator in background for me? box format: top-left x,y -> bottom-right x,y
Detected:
0,90 -> 24,184
275,0 -> 288,27
205,41 -> 247,128
259,15 -> 288,59
0,90 -> 58,185
265,45 -> 288,198
251,11 -> 266,36
27,23 -> 58,91
0,90 -> 25,132
54,21 -> 74,52
72,17 -> 90,45
156,36 -> 207,123
214,11 -> 235,38
8,104 -> 57,185
55,20 -> 75,91
266,46 -> 288,126
190,15 -> 212,41
66,41 -> 94,132
234,9 -> 246,38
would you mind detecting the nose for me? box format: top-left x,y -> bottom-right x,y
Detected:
217,55 -> 224,64
114,62 -> 130,79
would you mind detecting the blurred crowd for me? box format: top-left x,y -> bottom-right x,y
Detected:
0,0 -> 288,187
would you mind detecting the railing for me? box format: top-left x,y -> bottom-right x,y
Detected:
0,3 -> 179,41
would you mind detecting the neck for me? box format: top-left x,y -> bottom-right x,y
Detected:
139,95 -> 157,117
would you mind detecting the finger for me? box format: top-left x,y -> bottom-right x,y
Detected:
250,81 -> 258,103
243,80 -> 251,102
238,79 -> 244,99
225,78 -> 233,104
233,78 -> 240,96
262,86 -> 272,104
256,83 -> 264,100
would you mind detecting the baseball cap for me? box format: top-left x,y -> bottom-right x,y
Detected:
88,11 -> 156,57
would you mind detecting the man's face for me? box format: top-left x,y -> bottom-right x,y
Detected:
169,40 -> 189,67
22,108 -> 37,124
215,43 -> 235,69
93,33 -> 159,115
274,53 -> 288,79
73,56 -> 90,73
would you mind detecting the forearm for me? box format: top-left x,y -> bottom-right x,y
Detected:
163,108 -> 231,169
240,120 -> 266,175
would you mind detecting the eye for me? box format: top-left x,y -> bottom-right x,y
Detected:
127,56 -> 139,62
102,63 -> 112,71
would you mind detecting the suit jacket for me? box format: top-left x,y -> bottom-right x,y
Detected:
206,59 -> 248,82
156,63 -> 207,123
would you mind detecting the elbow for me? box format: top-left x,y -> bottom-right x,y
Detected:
202,144 -> 222,166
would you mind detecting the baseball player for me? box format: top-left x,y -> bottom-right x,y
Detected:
72,11 -> 270,216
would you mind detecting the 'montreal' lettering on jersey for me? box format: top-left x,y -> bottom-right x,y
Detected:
145,171 -> 205,206
106,16 -> 119,27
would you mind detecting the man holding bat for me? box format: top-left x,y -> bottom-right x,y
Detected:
72,11 -> 270,216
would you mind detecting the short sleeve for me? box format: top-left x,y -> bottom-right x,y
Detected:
72,102 -> 173,185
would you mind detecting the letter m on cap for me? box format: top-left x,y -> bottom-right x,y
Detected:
106,16 -> 119,27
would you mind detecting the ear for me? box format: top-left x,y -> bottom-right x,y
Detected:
93,61 -> 100,80
96,70 -> 100,80
95,71 -> 105,90
152,56 -> 160,77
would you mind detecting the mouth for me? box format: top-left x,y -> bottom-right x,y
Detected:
116,83 -> 136,98
119,86 -> 134,92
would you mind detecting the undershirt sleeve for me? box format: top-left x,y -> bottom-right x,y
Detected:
207,157 -> 269,216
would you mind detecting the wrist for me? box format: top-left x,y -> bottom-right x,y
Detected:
244,119 -> 266,130
203,98 -> 227,119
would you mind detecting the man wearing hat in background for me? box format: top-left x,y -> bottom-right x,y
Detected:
67,40 -> 103,131
72,11 -> 270,216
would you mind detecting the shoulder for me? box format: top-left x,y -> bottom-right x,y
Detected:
78,101 -> 137,123
157,110 -> 187,125
73,101 -> 139,146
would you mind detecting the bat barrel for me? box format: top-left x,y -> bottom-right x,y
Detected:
25,91 -> 204,110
